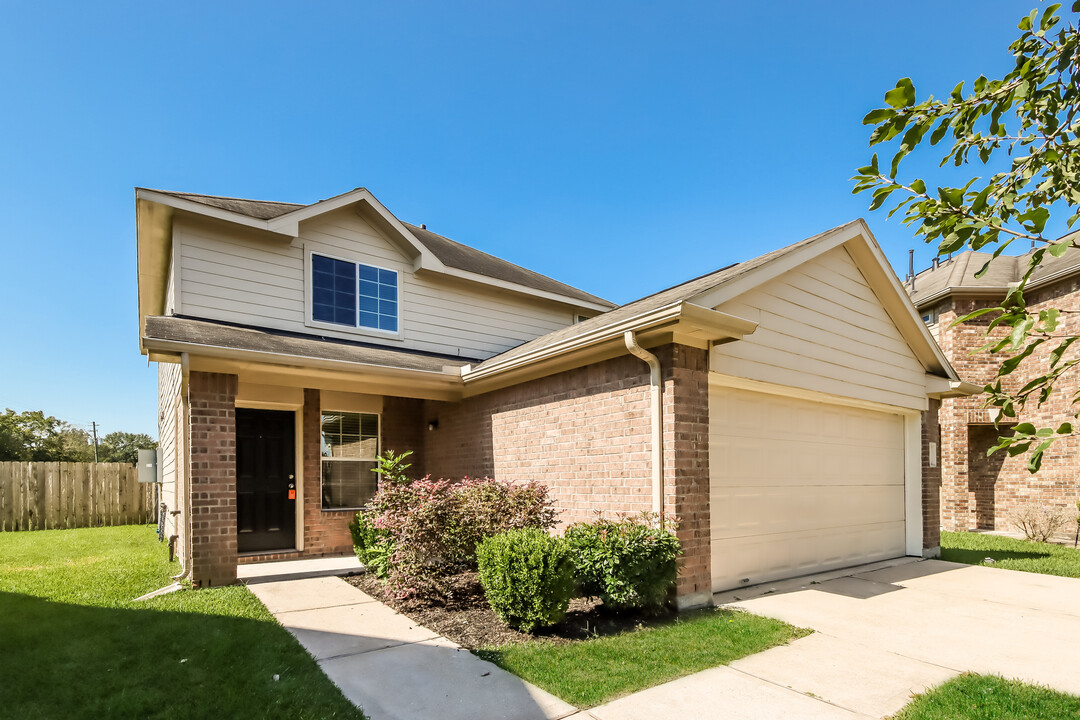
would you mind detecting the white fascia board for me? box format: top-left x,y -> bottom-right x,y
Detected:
843,222 -> 961,382
428,264 -> 615,313
462,302 -> 755,382
266,188 -> 445,270
689,222 -> 865,310
142,336 -> 466,385
926,375 -> 982,398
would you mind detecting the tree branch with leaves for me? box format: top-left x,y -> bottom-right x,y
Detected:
853,2 -> 1080,471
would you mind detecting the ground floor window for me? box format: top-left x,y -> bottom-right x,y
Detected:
320,411 -> 379,510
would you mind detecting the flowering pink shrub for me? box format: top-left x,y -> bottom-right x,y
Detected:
366,456 -> 557,601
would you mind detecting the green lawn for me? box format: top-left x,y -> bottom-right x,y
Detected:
892,674 -> 1080,720
476,608 -> 808,708
0,525 -> 364,720
941,530 -> 1080,578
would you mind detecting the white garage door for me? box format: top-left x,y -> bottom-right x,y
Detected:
710,385 -> 907,593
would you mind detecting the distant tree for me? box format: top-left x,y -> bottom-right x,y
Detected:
98,432 -> 157,465
853,3 -> 1080,472
0,410 -> 155,463
0,409 -> 80,461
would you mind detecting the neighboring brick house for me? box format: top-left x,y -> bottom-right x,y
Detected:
137,186 -> 970,608
907,248 -> 1080,533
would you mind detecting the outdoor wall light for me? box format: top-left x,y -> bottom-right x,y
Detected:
427,420 -> 439,431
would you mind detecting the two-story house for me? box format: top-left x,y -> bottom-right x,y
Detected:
907,247 -> 1080,533
137,186 -> 970,608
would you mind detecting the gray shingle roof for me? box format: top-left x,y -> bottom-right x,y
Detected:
472,222 -> 856,371
143,315 -> 472,373
908,239 -> 1080,307
143,188 -> 613,308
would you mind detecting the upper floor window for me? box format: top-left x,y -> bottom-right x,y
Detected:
311,253 -> 398,333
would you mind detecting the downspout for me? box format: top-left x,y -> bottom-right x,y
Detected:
171,352 -> 192,582
624,331 -> 664,528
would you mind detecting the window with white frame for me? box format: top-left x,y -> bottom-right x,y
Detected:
320,411 -> 379,510
311,253 -> 399,333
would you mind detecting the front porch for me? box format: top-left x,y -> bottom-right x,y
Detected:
186,372 -> 429,587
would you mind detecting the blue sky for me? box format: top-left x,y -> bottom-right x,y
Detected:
0,1 -> 1048,436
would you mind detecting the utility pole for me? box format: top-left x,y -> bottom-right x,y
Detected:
91,421 -> 99,462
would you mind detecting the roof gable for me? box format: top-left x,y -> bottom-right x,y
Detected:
466,220 -> 961,389
135,187 -> 615,330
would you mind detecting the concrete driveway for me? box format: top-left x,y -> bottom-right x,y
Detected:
591,558 -> 1080,720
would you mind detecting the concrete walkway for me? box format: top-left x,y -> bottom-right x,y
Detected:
590,558 -> 1080,720
247,576 -> 577,720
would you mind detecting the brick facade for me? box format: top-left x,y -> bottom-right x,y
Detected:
922,398 -> 941,553
187,371 -> 238,587
659,345 -> 712,606
422,343 -> 711,605
932,275 -> 1080,532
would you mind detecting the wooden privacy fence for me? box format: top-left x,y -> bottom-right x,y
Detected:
0,462 -> 155,531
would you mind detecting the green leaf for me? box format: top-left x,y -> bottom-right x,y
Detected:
862,108 -> 895,125
1014,422 -> 1037,435
884,78 -> 916,108
1029,439 -> 1054,472
1058,422 -> 1073,434
1049,240 -> 1070,258
929,118 -> 951,145
1008,440 -> 1032,456
911,179 -> 926,194
950,81 -> 964,102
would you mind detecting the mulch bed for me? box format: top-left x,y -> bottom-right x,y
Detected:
346,570 -> 672,649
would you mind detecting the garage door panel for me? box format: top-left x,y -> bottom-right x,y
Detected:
711,484 -> 905,539
711,521 -> 906,590
710,385 -> 908,593
710,437 -> 904,488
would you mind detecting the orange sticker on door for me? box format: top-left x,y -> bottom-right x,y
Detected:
288,489 -> 296,500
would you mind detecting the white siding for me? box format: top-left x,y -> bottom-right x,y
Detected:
157,361 -> 181,538
711,246 -> 928,411
174,210 -> 575,359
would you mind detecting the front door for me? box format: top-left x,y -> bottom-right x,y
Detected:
236,408 -> 296,553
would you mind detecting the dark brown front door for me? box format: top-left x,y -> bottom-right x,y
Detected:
236,408 -> 296,553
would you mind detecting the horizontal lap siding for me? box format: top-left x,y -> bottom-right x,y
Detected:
174,211 -> 573,360
158,362 -> 181,538
711,246 -> 927,411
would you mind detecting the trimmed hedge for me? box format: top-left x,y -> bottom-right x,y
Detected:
476,528 -> 576,633
564,514 -> 680,610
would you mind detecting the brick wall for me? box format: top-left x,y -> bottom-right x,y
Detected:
188,371 -> 238,587
298,390 -> 427,558
658,345 -> 712,606
300,388 -> 353,556
424,353 -> 654,521
922,398 -> 941,553
423,344 -> 711,605
934,275 -> 1080,531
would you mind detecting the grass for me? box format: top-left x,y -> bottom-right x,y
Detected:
892,674 -> 1080,719
941,530 -> 1080,578
476,607 -> 809,708
0,524 -> 364,720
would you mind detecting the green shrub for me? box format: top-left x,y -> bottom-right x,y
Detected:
564,513 -> 681,611
368,462 -> 558,601
476,528 -> 575,633
349,512 -> 393,579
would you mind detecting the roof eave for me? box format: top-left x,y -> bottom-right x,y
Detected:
141,335 -> 467,385
461,301 -> 757,385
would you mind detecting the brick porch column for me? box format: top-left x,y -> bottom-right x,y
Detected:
659,344 -> 712,609
188,371 -> 238,587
